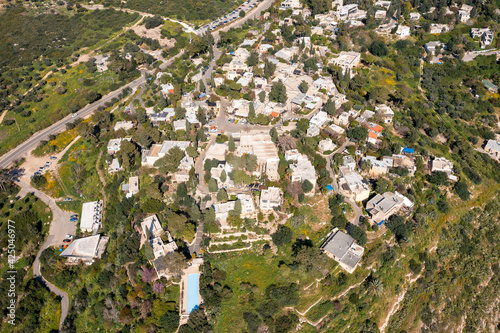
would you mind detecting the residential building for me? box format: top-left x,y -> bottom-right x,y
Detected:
213,201 -> 236,223
374,0 -> 391,9
361,156 -> 389,176
80,201 -> 103,233
321,230 -> 364,273
392,154 -> 416,174
238,131 -> 279,178
142,141 -> 192,166
329,123 -> 345,135
173,120 -> 187,132
309,111 -> 330,128
375,104 -> 394,123
395,25 -> 410,37
356,110 -> 375,124
290,155 -> 317,192
343,155 -> 356,170
122,176 -> 139,197
425,41 -> 445,55
430,24 -> 450,34
238,193 -> 256,218
471,28 -> 494,48
431,157 -> 457,181
319,138 -> 337,153
285,149 -> 302,161
174,156 -> 194,182
205,143 -> 229,161
107,137 -> 131,154
366,123 -> 383,144
114,121 -> 135,132
307,126 -> 321,137
484,139 -> 500,160
291,93 -> 322,110
279,0 -> 301,10
259,187 -> 283,211
60,234 -> 109,264
150,109 -> 175,124
365,191 -> 413,225
141,215 -> 178,259
211,163 -> 234,189
375,10 -> 386,19
458,4 -> 473,22
330,51 -> 361,75
409,12 -> 421,20
338,166 -> 370,201
108,158 -> 122,173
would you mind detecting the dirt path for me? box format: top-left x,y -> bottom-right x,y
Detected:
379,271 -> 423,332
95,151 -> 107,224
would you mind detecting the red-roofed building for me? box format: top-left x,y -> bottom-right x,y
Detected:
366,124 -> 383,144
271,111 -> 280,118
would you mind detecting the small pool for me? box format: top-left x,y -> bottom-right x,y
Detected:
186,274 -> 200,313
326,185 -> 334,191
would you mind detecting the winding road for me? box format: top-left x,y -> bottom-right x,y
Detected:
17,180 -> 75,330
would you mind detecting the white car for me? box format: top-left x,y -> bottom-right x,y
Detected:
65,234 -> 74,239
72,113 -> 78,118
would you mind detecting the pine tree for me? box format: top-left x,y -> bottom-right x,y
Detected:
323,98 -> 336,115
248,102 -> 256,122
228,136 -> 235,152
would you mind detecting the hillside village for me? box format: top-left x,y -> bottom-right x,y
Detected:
3,0 -> 500,331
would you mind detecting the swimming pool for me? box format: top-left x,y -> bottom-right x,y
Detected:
186,273 -> 200,313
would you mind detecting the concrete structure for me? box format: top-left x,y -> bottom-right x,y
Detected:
395,25 -> 410,37
122,176 -> 139,197
259,187 -> 283,211
173,120 -> 187,131
290,155 -> 317,192
484,139 -> 500,160
107,137 -> 131,154
375,104 -> 394,123
211,163 -> 234,189
285,149 -> 302,161
205,143 -> 229,161
141,214 -> 178,263
361,156 -> 389,176
60,234 -> 109,264
329,123 -> 345,135
142,141 -> 192,166
409,12 -> 421,20
238,131 -> 279,178
114,121 -> 135,132
343,155 -> 356,171
365,191 -> 412,225
338,166 -> 370,202
431,157 -> 457,181
375,10 -> 386,19
330,51 -> 360,75
459,4 -> 473,22
425,41 -> 445,55
108,158 -> 122,173
430,24 -> 450,34
80,201 -> 103,233
238,193 -> 256,218
279,0 -> 301,10
321,230 -> 364,273
319,138 -> 337,153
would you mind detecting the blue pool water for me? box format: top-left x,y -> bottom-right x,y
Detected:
186,273 -> 200,313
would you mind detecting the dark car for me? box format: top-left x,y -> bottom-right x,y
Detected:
63,239 -> 72,244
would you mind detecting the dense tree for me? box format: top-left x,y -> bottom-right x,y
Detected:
349,224 -> 367,245
347,127 -> 368,141
369,41 -> 388,56
454,182 -> 470,200
271,226 -> 293,247
302,179 -> 314,193
299,80 -> 309,93
269,80 -> 287,103
323,98 -> 336,116
154,146 -> 185,173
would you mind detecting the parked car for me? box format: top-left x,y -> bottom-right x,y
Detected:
50,156 -> 57,160
64,198 -> 72,202
65,234 -> 74,239
72,113 -> 78,118
70,218 -> 78,222
71,214 -> 78,219
63,239 -> 72,244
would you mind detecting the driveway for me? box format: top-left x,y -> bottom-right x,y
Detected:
324,142 -> 363,226
16,180 -> 75,330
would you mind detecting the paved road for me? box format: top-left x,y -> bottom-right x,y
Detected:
17,180 -> 75,330
0,77 -> 145,169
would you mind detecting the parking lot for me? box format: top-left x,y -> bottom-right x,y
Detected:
197,0 -> 259,33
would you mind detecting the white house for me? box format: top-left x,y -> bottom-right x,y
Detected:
395,25 -> 410,37
259,187 -> 283,211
